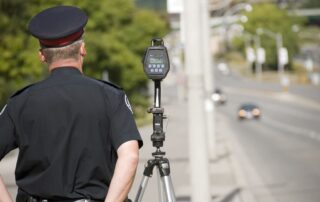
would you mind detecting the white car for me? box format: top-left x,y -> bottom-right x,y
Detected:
211,89 -> 227,105
217,62 -> 230,75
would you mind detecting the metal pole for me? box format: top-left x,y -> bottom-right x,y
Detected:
134,176 -> 150,202
201,0 -> 216,159
276,33 -> 284,77
184,0 -> 211,201
222,3 -> 252,52
254,35 -> 262,80
180,3 -> 186,45
258,28 -> 284,79
157,170 -> 165,202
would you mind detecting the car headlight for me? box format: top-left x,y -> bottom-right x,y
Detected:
252,108 -> 260,116
238,110 -> 246,117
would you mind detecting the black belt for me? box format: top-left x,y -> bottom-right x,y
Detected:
17,190 -> 131,202
21,198 -> 101,202
17,191 -> 104,202
18,196 -> 102,202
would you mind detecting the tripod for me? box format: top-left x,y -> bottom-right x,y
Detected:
134,80 -> 176,202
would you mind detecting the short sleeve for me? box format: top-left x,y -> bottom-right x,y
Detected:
109,92 -> 143,151
0,104 -> 18,160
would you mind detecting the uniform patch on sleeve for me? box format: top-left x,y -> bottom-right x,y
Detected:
0,104 -> 7,116
124,95 -> 133,114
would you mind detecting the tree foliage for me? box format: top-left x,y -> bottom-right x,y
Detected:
0,0 -> 168,113
233,3 -> 305,70
302,0 -> 320,8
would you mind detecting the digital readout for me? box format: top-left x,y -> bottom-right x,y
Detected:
149,57 -> 163,64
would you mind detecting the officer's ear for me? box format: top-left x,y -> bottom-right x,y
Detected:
38,50 -> 47,63
80,42 -> 86,57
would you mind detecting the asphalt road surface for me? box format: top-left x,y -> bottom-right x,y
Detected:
215,68 -> 320,202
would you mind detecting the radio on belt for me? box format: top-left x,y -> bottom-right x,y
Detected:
143,38 -> 170,81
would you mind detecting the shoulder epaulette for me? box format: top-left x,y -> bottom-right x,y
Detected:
10,84 -> 34,98
96,79 -> 122,90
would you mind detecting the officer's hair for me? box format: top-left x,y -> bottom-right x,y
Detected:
41,40 -> 83,64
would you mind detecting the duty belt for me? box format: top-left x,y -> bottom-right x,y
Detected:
19,196 -> 103,202
26,198 -> 101,202
17,194 -> 131,202
17,191 -> 103,202
17,190 -> 131,202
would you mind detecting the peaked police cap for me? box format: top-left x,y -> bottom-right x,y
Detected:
28,6 -> 88,47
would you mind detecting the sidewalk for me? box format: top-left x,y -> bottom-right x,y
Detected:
128,81 -> 259,202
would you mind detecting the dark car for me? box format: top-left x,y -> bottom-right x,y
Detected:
238,103 -> 261,120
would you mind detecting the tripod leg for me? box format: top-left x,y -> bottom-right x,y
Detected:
134,160 -> 155,202
161,175 -> 176,202
134,176 -> 150,202
158,158 -> 176,202
157,170 -> 165,202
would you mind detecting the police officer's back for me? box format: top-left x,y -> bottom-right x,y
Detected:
0,6 -> 143,202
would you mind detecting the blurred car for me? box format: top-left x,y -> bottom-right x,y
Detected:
211,88 -> 227,105
217,62 -> 230,75
238,103 -> 261,120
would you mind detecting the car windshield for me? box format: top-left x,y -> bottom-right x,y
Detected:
214,89 -> 222,94
241,104 -> 257,110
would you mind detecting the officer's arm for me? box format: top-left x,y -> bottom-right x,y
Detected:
0,104 -> 16,202
0,176 -> 12,202
105,140 -> 139,202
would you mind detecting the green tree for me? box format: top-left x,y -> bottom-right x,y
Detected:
233,3 -> 304,70
0,0 -> 44,106
302,0 -> 320,8
0,0 -> 168,115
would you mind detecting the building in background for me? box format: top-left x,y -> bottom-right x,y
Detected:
134,0 -> 167,11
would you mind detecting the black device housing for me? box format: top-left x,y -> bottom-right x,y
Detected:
143,39 -> 170,81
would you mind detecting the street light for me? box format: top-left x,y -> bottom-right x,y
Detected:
224,3 -> 252,17
256,28 -> 289,90
254,34 -> 264,80
256,28 -> 287,76
222,3 -> 252,51
241,32 -> 257,73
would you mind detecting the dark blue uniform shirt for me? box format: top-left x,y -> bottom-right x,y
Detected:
0,67 -> 143,200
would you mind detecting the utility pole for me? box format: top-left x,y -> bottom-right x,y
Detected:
276,33 -> 284,76
184,0 -> 211,201
200,0 -> 216,158
254,35 -> 263,80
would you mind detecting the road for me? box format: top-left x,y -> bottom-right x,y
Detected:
1,67 -> 320,202
215,68 -> 320,202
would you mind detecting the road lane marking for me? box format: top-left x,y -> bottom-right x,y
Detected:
219,112 -> 277,202
224,87 -> 320,112
262,116 -> 320,142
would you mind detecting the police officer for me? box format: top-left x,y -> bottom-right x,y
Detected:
0,6 -> 143,202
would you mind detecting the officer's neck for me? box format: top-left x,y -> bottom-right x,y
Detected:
49,59 -> 83,73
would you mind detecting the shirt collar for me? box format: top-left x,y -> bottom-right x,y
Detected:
50,66 -> 82,76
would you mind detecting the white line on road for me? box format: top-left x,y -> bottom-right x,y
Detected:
262,116 -> 320,142
219,113 -> 277,202
224,87 -> 320,112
